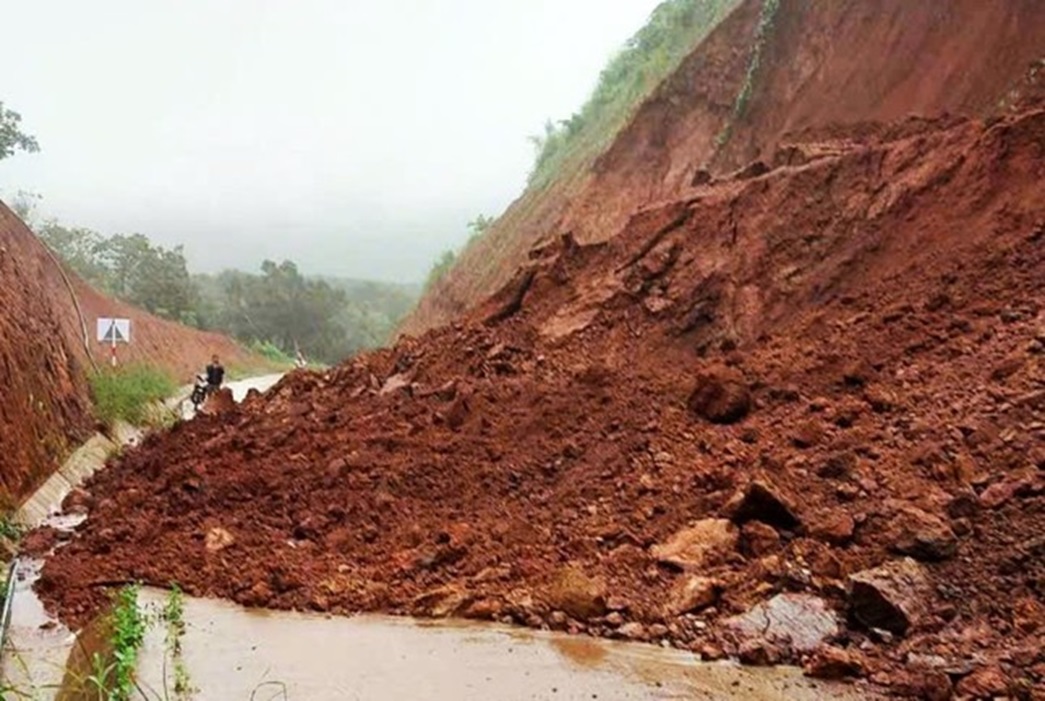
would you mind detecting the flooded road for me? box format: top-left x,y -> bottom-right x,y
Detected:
133,589 -> 877,701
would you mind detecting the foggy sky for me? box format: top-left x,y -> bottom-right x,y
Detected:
0,0 -> 662,282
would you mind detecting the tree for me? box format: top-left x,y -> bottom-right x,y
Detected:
0,102 -> 40,160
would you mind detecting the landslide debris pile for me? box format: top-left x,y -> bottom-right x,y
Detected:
406,0 -> 1045,335
40,108 -> 1044,698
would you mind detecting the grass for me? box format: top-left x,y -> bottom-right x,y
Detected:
108,585 -> 146,701
248,340 -> 295,366
89,365 -> 177,426
162,585 -> 194,699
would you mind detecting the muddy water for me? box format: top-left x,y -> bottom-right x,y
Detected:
132,589 -> 878,701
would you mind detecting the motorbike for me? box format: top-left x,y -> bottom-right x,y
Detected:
190,374 -> 209,412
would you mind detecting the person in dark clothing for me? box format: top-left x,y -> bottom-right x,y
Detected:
205,355 -> 225,394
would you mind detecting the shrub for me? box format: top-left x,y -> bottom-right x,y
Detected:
248,339 -> 295,365
89,364 -> 176,425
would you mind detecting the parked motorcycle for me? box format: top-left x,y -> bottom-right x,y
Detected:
190,374 -> 209,412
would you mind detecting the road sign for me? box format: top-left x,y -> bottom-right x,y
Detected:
97,318 -> 131,344
97,318 -> 131,367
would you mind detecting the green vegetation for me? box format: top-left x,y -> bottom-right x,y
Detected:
0,101 -> 39,161
85,586 -> 147,701
0,514 -> 22,541
37,223 -> 201,326
30,218 -> 419,365
527,0 -> 740,188
715,0 -> 781,148
89,365 -> 176,426
249,339 -> 295,366
162,585 -> 193,699
423,214 -> 496,293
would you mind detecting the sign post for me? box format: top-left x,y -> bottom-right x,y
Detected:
96,318 -> 131,367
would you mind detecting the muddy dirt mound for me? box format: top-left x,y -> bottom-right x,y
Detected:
0,202 -> 256,505
40,107 -> 1045,697
406,0 -> 1045,335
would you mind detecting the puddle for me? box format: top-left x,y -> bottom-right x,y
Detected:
130,588 -> 879,701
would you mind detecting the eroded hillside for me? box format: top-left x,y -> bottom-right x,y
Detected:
40,102 -> 1045,696
405,0 -> 1045,335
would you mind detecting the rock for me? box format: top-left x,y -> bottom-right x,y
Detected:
691,168 -> 712,186
725,480 -> 802,530
880,670 -> 953,701
991,354 -> 1025,382
848,558 -> 931,635
648,623 -> 669,639
461,598 -> 503,620
946,490 -> 981,519
205,527 -> 235,552
979,479 -> 1025,509
413,585 -> 472,618
811,512 -> 855,546
379,372 -> 412,395
618,622 -> 647,641
955,665 -> 1010,698
445,393 -> 471,430
243,580 -> 273,607
725,593 -> 840,654
650,519 -> 739,571
687,366 -> 751,425
738,639 -> 785,666
545,567 -> 607,620
888,507 -> 958,561
663,576 -> 720,617
817,452 -> 856,479
202,388 -> 236,415
740,521 -> 781,556
63,487 -> 94,515
792,420 -> 825,448
804,646 -> 865,679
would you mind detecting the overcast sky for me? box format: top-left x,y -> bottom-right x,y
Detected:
0,0 -> 662,282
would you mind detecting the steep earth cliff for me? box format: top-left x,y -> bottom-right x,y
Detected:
0,202 -> 252,505
405,0 -> 1045,335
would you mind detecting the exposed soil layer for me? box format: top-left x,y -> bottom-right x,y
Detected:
405,0 -> 1045,335
40,107 -> 1045,698
0,202 -> 254,505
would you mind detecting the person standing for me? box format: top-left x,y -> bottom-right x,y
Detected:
205,354 -> 225,394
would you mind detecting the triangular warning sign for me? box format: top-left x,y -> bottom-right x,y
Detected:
102,322 -> 126,343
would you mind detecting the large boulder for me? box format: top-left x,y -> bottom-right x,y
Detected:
650,519 -> 739,571
688,366 -> 751,424
888,506 -> 958,561
726,593 -> 841,654
545,566 -> 607,620
848,558 -> 931,635
725,480 -> 802,531
663,576 -> 720,617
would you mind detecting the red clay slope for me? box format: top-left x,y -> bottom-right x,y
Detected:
40,104 -> 1045,697
0,202 -> 253,506
405,0 -> 1045,335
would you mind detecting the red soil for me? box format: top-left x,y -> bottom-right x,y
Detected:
39,106 -> 1045,696
0,202 -> 254,505
405,0 -> 1045,335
